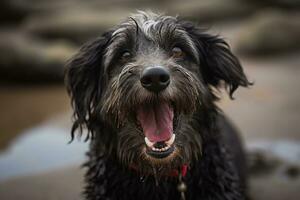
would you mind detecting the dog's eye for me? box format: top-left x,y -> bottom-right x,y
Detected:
121,51 -> 132,62
171,47 -> 185,59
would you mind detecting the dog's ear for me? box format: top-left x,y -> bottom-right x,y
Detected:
182,22 -> 251,98
65,33 -> 111,140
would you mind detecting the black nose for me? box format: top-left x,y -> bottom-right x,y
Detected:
140,66 -> 170,93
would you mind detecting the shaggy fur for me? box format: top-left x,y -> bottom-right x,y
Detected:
65,11 -> 251,200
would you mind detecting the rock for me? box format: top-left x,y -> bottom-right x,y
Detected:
20,0 -> 260,43
247,150 -> 281,175
168,0 -> 257,23
0,31 -> 76,83
249,0 -> 300,9
0,0 -> 30,23
246,145 -> 300,200
22,9 -> 131,44
236,10 -> 300,56
269,0 -> 300,8
284,165 -> 300,179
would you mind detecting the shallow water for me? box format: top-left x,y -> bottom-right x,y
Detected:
247,140 -> 300,164
0,122 -> 88,181
1,119 -> 300,182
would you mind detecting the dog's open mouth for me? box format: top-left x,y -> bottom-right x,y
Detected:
137,102 -> 176,159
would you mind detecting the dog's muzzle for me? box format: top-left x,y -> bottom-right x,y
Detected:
138,66 -> 175,158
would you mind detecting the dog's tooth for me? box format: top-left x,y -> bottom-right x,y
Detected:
145,137 -> 154,148
152,147 -> 159,152
166,134 -> 175,146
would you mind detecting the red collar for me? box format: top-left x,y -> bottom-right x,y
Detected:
130,164 -> 188,177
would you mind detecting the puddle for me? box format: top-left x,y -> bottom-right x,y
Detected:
0,123 -> 88,181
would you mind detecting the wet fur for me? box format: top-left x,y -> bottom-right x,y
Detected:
65,11 -> 251,200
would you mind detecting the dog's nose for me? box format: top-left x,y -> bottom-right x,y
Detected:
140,66 -> 170,93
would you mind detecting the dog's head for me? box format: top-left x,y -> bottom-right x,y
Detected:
66,11 -> 250,176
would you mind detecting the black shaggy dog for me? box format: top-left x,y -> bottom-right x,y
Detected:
65,11 -> 251,200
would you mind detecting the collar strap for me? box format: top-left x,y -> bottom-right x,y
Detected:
130,164 -> 188,177
171,164 -> 188,177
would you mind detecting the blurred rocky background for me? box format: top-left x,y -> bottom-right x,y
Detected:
0,0 -> 300,200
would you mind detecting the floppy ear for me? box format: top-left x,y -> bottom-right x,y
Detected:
65,33 -> 111,140
183,22 -> 251,98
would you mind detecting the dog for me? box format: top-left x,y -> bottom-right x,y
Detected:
65,11 -> 251,200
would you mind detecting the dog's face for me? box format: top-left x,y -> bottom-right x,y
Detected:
66,11 -> 250,176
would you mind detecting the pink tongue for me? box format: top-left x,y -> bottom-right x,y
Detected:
137,103 -> 173,142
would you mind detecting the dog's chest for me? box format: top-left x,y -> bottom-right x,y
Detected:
105,173 -> 182,200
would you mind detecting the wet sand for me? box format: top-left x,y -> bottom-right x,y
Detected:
222,53 -> 300,141
0,85 -> 70,149
0,166 -> 84,200
2,166 -> 299,200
